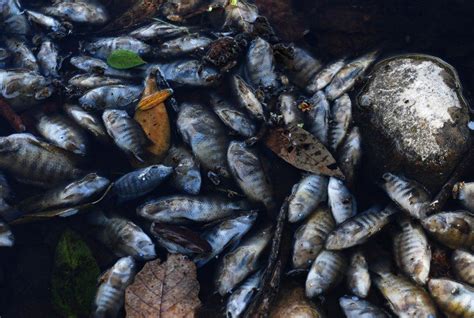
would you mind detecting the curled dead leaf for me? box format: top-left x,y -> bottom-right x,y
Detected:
125,254 -> 201,318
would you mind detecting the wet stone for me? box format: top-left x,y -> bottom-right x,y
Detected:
356,54 -> 470,192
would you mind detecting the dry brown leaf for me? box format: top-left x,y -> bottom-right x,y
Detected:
264,126 -> 345,179
100,0 -> 163,32
125,254 -> 201,318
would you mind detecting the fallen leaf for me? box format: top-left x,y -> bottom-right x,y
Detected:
125,254 -> 201,318
107,50 -> 146,69
263,126 -> 345,179
100,0 -> 163,32
51,229 -> 100,318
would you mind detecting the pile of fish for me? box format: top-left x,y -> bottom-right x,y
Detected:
0,0 -> 473,317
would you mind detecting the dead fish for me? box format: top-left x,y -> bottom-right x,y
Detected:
325,51 -> 378,101
196,211 -> 258,267
381,172 -> 431,220
92,256 -> 136,318
177,102 -> 230,177
328,177 -> 357,224
325,204 -> 397,250
70,55 -> 137,79
63,103 -> 109,142
231,75 -> 266,121
452,249 -> 474,285
129,20 -> 190,41
453,181 -> 474,213
83,36 -> 151,59
347,251 -> 371,298
0,133 -> 83,188
0,69 -> 53,111
4,37 -> 39,72
25,10 -> 69,38
0,170 -> 12,200
337,126 -> 362,187
223,0 -> 258,33
292,207 -> 335,269
0,46 -> 11,68
157,33 -> 212,58
103,109 -> 148,162
339,296 -> 388,318
80,85 -> 143,111
393,217 -> 431,285
113,165 -> 173,202
422,211 -> 474,250
215,224 -> 273,295
244,37 -> 278,89
150,223 -> 211,255
329,94 -> 352,152
306,250 -> 347,297
288,174 -> 328,223
281,47 -> 322,90
306,59 -> 346,94
155,59 -> 220,87
305,91 -> 330,145
209,92 -> 257,138
17,173 -> 109,215
89,211 -> 156,260
428,278 -> 473,318
373,265 -> 438,317
43,1 -> 108,25
1,0 -> 30,35
226,270 -> 264,318
137,195 -> 250,224
37,38 -> 61,78
162,146 -> 201,195
34,113 -> 88,156
0,220 -> 14,247
277,92 -> 303,127
67,74 -> 125,91
227,141 -> 274,211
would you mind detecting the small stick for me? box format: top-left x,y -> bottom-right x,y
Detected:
0,98 -> 25,132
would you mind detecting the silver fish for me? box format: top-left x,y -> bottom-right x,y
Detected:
231,75 -> 266,121
129,20 -> 190,41
137,195 -> 250,224
177,102 -> 230,177
43,1 -> 108,25
339,296 -> 388,318
196,211 -> 258,267
422,211 -> 474,250
328,177 -> 357,224
226,270 -> 264,318
428,278 -> 474,318
92,256 -> 136,318
282,47 -> 322,89
277,92 -> 303,128
0,133 -> 83,188
305,91 -> 330,145
244,37 -> 278,89
157,33 -> 211,58
103,109 -> 148,162
347,251 -> 371,298
329,94 -> 352,152
209,92 -> 257,138
113,165 -> 173,202
307,59 -> 346,94
17,173 -> 109,215
325,51 -> 378,101
156,60 -> 221,87
452,249 -> 474,285
1,0 -> 30,35
0,220 -> 14,247
35,113 -> 88,156
288,174 -> 328,223
292,207 -> 335,269
453,181 -> 474,213
63,103 -> 109,142
227,141 -> 274,211
4,37 -> 39,72
89,211 -> 156,260
70,55 -> 137,79
25,10 -> 69,38
68,74 -> 125,90
215,224 -> 272,295
83,36 -> 151,59
162,146 -> 201,195
325,204 -> 397,250
80,85 -> 142,111
306,250 -> 347,297
337,126 -> 362,188
37,38 -> 61,78
381,172 -> 431,220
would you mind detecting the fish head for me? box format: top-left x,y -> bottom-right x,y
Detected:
135,239 -> 157,260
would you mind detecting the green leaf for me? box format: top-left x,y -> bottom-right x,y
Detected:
107,49 -> 146,69
51,229 -> 100,318
230,0 -> 238,5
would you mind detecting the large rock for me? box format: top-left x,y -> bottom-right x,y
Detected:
355,54 -> 470,192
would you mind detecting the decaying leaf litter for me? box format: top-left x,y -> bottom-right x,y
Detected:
0,0 -> 473,317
